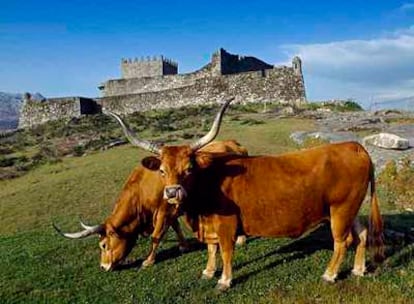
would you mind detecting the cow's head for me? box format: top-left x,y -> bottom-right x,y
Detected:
106,98 -> 233,205
53,220 -> 137,271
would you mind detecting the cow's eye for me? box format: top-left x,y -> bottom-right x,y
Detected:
159,168 -> 166,177
184,168 -> 192,176
100,242 -> 107,250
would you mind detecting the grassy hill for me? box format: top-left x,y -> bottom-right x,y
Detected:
0,104 -> 413,303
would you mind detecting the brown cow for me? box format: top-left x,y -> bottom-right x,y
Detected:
53,140 -> 247,271
108,98 -> 384,291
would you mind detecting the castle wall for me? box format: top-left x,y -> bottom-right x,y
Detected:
102,74 -> 198,97
99,67 -> 306,114
18,97 -> 98,129
101,62 -> 214,97
101,63 -> 301,99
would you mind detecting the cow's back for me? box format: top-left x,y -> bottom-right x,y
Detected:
200,140 -> 248,155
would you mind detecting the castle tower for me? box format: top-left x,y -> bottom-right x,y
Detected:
292,56 -> 303,76
210,48 -> 274,76
121,56 -> 178,79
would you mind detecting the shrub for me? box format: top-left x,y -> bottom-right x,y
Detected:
341,100 -> 363,111
0,155 -> 15,167
32,142 -> 61,165
0,155 -> 29,168
377,158 -> 414,209
238,118 -> 264,126
181,132 -> 195,140
229,103 -> 260,113
73,145 -> 86,157
302,99 -> 363,112
0,146 -> 15,155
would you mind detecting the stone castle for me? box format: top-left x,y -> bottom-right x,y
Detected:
19,48 -> 306,128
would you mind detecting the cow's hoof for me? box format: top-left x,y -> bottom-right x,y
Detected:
322,273 -> 336,283
201,269 -> 215,280
201,273 -> 212,280
215,283 -> 230,292
142,259 -> 155,268
235,235 -> 246,247
352,268 -> 365,277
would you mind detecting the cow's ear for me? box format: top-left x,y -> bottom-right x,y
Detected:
141,156 -> 161,171
195,152 -> 213,169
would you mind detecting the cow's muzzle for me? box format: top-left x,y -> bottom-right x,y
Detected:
100,263 -> 114,272
164,185 -> 187,204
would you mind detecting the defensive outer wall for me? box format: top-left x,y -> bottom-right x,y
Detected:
18,48 -> 306,128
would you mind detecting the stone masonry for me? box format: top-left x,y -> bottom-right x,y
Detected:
18,96 -> 99,129
19,48 -> 306,128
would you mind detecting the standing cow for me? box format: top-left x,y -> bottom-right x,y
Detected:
54,137 -> 247,270
108,98 -> 384,291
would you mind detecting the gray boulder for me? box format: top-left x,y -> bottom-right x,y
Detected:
363,133 -> 410,150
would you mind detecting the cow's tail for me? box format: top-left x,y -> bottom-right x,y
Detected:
368,160 -> 385,263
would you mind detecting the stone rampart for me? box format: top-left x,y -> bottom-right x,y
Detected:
100,67 -> 305,114
18,97 -> 98,129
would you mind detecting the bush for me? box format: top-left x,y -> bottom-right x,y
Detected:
73,145 -> 86,157
302,99 -> 363,112
0,155 -> 29,168
377,158 -> 414,209
0,155 -> 15,167
238,118 -> 264,126
32,142 -> 61,165
0,146 -> 15,155
341,100 -> 363,111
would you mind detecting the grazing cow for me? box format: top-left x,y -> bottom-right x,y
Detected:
53,140 -> 247,271
108,98 -> 384,291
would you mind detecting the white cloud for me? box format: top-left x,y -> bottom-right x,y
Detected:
281,26 -> 414,108
399,2 -> 414,12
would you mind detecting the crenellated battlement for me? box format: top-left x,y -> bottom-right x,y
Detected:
121,55 -> 178,79
121,55 -> 178,67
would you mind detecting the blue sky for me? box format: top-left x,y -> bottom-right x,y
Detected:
1,0 -> 414,108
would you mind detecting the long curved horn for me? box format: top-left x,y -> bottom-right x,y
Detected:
53,222 -> 104,239
79,218 -> 98,230
104,110 -> 161,155
190,97 -> 234,151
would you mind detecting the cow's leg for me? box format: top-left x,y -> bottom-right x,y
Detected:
217,237 -> 235,291
351,218 -> 367,277
322,213 -> 353,282
215,216 -> 237,291
202,242 -> 218,279
170,218 -> 189,253
142,208 -> 168,268
142,237 -> 163,267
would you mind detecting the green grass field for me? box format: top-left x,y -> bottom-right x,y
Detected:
1,115 -> 413,303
